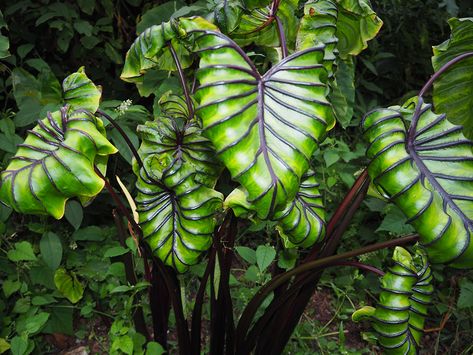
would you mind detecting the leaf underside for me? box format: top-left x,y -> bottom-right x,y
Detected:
363,100 -> 473,268
192,28 -> 334,219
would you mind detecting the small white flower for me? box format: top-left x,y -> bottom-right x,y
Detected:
116,99 -> 133,116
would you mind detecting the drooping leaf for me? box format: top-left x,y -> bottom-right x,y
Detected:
297,0 -> 339,74
230,0 -> 299,49
192,27 -> 334,219
432,18 -> 473,139
362,98 -> 473,268
137,94 -> 222,188
134,93 -> 223,272
0,106 -> 117,219
121,17 -> 218,85
329,57 -> 355,127
62,66 -> 101,112
40,232 -> 63,270
135,164 -> 223,273
335,0 -> 383,58
352,247 -> 433,353
273,170 -> 325,248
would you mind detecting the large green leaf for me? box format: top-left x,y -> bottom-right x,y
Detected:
120,17 -> 218,85
192,27 -> 334,219
134,94 -> 223,272
352,247 -> 432,353
229,0 -> 299,50
0,107 -> 117,218
297,0 -> 339,74
335,0 -> 382,58
273,170 -> 325,248
362,98 -> 473,268
432,18 -> 473,139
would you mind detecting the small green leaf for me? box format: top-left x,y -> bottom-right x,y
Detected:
146,341 -> 166,355
54,268 -> 84,304
40,232 -> 62,270
64,200 -> 83,230
213,254 -> 221,298
72,226 -> 106,241
104,246 -> 129,258
3,279 -> 21,298
110,285 -> 132,294
7,241 -> 37,262
111,335 -> 134,355
13,297 -> 30,314
0,338 -> 11,354
31,295 -> 56,306
256,245 -> 276,272
10,336 -> 29,355
323,151 -> 340,168
235,246 -> 256,264
24,312 -> 50,335
457,280 -> 473,309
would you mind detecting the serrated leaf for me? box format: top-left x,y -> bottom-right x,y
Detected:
54,268 -> 84,303
457,280 -> 473,309
362,99 -> 473,267
40,232 -> 62,270
432,18 -> 473,139
192,26 -> 334,219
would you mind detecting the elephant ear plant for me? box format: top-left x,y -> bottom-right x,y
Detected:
2,1 -> 473,353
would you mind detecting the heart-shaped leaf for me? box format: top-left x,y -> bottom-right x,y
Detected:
192,28 -> 334,219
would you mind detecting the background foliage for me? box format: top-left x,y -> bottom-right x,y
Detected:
1,0 -> 473,354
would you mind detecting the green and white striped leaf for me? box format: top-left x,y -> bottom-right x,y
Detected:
352,247 -> 432,354
192,28 -> 334,219
432,18 -> 473,139
134,94 -> 223,272
274,170 -> 326,248
230,0 -> 299,49
362,99 -> 473,268
0,107 -> 117,219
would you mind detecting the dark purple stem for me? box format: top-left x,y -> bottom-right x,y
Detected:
95,109 -> 143,168
274,15 -> 288,58
168,42 -> 194,119
418,51 -> 473,97
333,261 -> 385,277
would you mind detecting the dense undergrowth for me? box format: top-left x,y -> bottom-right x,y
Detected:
1,0 -> 473,354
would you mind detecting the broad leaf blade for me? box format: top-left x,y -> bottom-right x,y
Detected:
230,0 -> 299,49
0,108 -> 117,219
432,18 -> 473,139
274,170 -> 326,248
193,29 -> 334,219
336,0 -> 382,58
362,100 -> 473,268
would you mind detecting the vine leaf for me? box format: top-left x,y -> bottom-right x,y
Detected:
192,28 -> 334,219
432,18 -> 473,139
0,107 -> 117,219
362,99 -> 473,268
336,0 -> 382,58
273,170 -> 326,248
230,0 -> 299,49
134,94 -> 223,272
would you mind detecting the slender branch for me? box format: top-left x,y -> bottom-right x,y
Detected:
168,42 -> 194,119
418,51 -> 473,97
235,234 -> 419,347
96,109 -> 143,168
